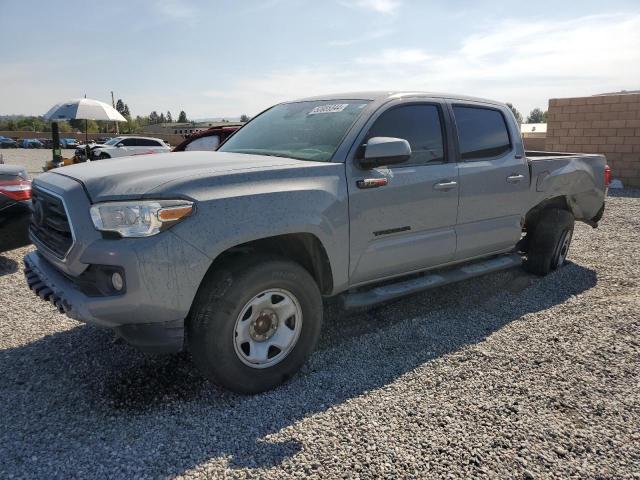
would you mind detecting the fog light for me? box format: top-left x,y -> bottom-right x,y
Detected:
111,272 -> 124,291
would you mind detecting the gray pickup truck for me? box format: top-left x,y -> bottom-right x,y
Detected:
24,92 -> 608,393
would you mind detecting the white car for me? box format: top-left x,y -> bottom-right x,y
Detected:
87,136 -> 170,160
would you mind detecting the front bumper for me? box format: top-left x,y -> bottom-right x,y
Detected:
24,229 -> 212,353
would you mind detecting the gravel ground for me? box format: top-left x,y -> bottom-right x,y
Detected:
0,148 -> 76,175
1,187 -> 639,479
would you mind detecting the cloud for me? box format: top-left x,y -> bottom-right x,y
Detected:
327,28 -> 394,47
155,0 -> 196,20
339,0 -> 402,14
201,13 -> 640,117
356,48 -> 431,65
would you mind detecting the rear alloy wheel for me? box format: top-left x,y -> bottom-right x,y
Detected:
523,208 -> 574,276
188,255 -> 322,393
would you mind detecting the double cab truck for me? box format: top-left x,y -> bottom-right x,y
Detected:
24,92 -> 608,393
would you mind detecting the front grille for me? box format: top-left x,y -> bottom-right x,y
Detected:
30,186 -> 74,259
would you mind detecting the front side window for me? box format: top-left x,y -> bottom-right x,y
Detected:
453,106 -> 511,160
218,100 -> 371,161
365,104 -> 445,166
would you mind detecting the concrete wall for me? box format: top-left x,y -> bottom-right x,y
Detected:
0,131 -> 186,147
546,93 -> 640,187
522,135 -> 546,151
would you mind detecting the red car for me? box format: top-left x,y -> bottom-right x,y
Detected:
172,125 -> 241,152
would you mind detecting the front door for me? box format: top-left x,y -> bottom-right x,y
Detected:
347,102 -> 459,286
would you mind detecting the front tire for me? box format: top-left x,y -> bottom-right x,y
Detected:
188,255 -> 323,394
523,208 -> 574,276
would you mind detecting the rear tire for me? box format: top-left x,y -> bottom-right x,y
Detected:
523,208 -> 574,276
188,255 -> 323,394
97,153 -> 110,160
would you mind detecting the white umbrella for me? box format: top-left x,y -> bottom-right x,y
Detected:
44,98 -> 127,147
44,98 -> 126,122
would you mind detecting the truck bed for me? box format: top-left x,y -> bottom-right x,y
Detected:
525,151 -> 607,224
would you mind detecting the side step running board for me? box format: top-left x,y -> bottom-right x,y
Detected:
341,253 -> 522,310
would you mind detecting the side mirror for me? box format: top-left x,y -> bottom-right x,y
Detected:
360,137 -> 411,169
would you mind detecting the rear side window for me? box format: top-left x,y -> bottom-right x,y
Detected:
366,104 -> 445,166
138,139 -> 163,147
453,106 -> 511,160
121,138 -> 139,146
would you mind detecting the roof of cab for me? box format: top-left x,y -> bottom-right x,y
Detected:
291,91 -> 505,107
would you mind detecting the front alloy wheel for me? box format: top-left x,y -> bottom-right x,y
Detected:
188,255 -> 323,394
233,288 -> 303,368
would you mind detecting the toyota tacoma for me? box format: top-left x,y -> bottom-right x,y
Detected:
24,92 -> 608,393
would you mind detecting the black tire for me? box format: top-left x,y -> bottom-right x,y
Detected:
523,208 -> 574,276
97,153 -> 110,160
188,254 -> 323,394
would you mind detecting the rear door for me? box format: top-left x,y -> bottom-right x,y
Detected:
347,100 -> 459,286
450,103 -> 529,259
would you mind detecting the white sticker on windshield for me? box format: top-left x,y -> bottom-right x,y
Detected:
308,104 -> 349,115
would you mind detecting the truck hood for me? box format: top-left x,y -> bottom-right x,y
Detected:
50,151 -> 320,202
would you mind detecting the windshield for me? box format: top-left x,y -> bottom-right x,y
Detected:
104,138 -> 121,145
218,100 -> 371,161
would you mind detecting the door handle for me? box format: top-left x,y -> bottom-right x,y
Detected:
356,178 -> 388,189
506,174 -> 525,183
433,180 -> 458,191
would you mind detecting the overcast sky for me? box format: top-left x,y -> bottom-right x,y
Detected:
1,0 -> 639,119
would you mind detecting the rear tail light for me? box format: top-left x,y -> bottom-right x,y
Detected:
604,165 -> 611,187
0,180 -> 32,201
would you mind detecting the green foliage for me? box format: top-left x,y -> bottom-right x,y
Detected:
166,111 -> 172,123
506,103 -> 523,124
177,110 -> 187,123
526,108 -> 547,123
240,114 -> 250,122
115,99 -> 126,114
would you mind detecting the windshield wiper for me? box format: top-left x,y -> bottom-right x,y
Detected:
229,149 -> 298,159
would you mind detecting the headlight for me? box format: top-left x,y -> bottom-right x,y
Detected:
90,200 -> 194,237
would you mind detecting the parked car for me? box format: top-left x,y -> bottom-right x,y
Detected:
17,138 -> 43,149
173,125 -> 240,152
0,165 -> 31,252
24,91 -> 608,393
37,138 -> 53,149
0,136 -> 17,148
75,136 -> 170,160
60,138 -> 79,149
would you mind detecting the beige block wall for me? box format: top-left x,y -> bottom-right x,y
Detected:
545,93 -> 640,187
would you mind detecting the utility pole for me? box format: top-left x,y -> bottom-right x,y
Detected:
111,91 -> 119,135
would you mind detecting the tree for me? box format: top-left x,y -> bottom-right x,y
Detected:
166,111 -> 172,123
526,108 -> 547,123
149,111 -> 159,124
123,104 -> 130,117
115,99 -> 126,115
506,103 -> 523,124
240,114 -> 250,122
177,110 -> 187,123
159,113 -> 166,124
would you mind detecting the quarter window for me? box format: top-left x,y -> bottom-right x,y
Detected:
366,104 -> 445,166
453,106 -> 511,160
